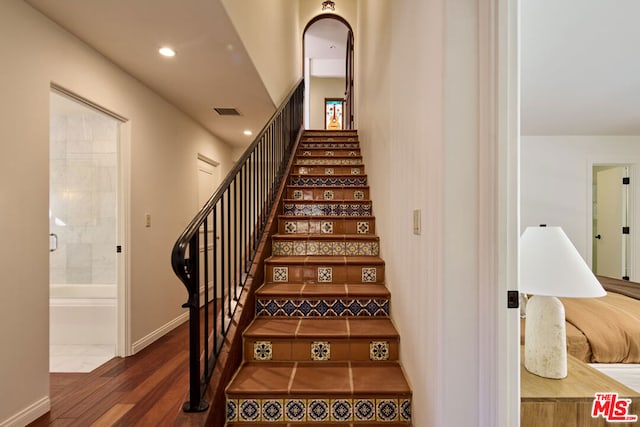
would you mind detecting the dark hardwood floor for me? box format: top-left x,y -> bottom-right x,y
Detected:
30,317 -> 213,427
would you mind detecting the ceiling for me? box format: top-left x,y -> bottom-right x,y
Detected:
521,0 -> 640,136
305,18 -> 349,78
25,0 -> 276,148
26,0 -> 640,140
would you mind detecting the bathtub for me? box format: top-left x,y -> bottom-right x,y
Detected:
49,284 -> 117,345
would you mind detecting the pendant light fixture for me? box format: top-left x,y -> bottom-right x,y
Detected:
322,1 -> 335,11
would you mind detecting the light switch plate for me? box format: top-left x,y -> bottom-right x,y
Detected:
413,209 -> 421,235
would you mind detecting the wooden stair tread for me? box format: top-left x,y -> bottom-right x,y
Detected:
227,362 -> 411,396
294,155 -> 361,159
256,283 -> 390,298
283,199 -> 371,204
244,318 -> 399,339
287,187 -> 369,193
272,234 -> 379,241
278,215 -> 376,220
266,256 -> 385,265
289,173 -> 367,177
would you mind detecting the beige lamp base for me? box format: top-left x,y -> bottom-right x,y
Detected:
524,295 -> 567,379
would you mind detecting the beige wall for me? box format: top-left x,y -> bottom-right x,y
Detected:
357,0 -> 511,425
521,135 -> 640,279
357,2 -> 442,425
0,1 -> 233,424
299,0 -> 358,35
309,77 -> 346,129
221,0 -> 302,106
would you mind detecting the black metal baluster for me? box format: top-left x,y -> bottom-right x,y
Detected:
212,205 -> 218,354
243,164 -> 248,271
220,195 -> 225,334
183,233 -> 208,412
226,190 -> 232,318
203,218 -> 209,380
260,138 -> 265,227
253,150 -> 258,251
171,80 -> 303,413
233,178 -> 238,299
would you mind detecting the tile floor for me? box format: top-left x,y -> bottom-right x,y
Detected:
50,344 -> 115,373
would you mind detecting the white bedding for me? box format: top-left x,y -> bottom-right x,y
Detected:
590,364 -> 640,392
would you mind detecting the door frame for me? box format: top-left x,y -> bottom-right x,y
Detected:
302,13 -> 354,130
50,84 -> 132,357
588,161 -> 637,281
344,29 -> 354,129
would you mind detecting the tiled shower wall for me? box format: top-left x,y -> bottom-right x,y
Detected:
49,94 -> 118,287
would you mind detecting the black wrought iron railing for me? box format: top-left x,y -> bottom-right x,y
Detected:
171,80 -> 303,412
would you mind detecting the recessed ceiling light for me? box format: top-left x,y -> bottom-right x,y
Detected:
243,130 -> 253,136
159,47 -> 176,57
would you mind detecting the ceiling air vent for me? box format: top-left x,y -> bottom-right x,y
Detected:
213,107 -> 241,116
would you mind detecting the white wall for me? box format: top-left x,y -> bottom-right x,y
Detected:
0,2 -> 233,424
309,76 -> 346,129
521,135 -> 640,279
357,0 -> 516,426
310,58 -> 345,77
357,0 -> 445,425
221,0 -> 302,106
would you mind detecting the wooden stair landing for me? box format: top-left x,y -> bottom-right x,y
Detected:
225,130 -> 412,425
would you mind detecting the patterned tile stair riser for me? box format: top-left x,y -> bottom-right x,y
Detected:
302,134 -> 358,139
290,176 -> 368,187
298,145 -> 360,151
283,203 -> 372,216
225,131 -> 411,425
256,298 -> 390,317
247,339 -> 396,362
295,158 -> 363,165
287,188 -> 369,201
279,219 -> 374,235
272,240 -> 379,257
243,317 -> 400,361
227,397 -> 412,423
267,264 -> 383,284
295,166 -> 363,175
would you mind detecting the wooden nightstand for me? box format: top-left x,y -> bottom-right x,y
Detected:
521,349 -> 640,426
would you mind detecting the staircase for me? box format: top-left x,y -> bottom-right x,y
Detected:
225,130 -> 412,425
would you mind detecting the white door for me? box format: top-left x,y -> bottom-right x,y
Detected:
595,166 -> 626,278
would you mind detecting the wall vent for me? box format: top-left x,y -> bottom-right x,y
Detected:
213,107 -> 241,116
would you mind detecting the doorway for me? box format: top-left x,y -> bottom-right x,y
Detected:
49,90 -> 124,372
592,165 -> 632,280
303,15 -> 354,130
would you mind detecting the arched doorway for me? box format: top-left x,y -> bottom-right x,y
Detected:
303,14 -> 354,130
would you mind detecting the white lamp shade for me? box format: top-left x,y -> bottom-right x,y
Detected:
520,226 -> 606,298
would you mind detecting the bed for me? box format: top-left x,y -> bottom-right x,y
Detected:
562,276 -> 640,364
523,276 -> 640,364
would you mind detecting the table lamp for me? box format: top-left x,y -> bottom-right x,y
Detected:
520,225 -> 606,379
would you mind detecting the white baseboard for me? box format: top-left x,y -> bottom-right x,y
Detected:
131,311 -> 189,354
0,396 -> 50,427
